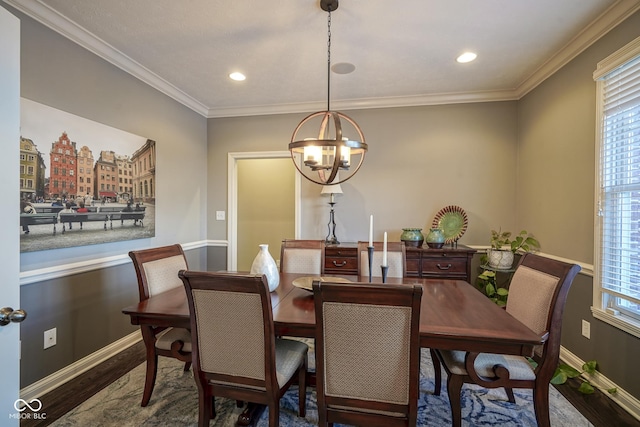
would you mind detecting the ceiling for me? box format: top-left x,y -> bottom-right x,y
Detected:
5,0 -> 640,118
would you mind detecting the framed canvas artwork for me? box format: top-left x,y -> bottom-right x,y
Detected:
19,98 -> 156,252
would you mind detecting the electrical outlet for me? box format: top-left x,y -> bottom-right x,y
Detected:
44,328 -> 57,349
581,320 -> 590,339
216,211 -> 225,220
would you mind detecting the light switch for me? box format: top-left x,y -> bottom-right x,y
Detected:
216,211 -> 225,220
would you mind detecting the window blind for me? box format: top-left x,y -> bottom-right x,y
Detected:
598,54 -> 640,316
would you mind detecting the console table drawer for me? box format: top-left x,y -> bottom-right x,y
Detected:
421,258 -> 468,277
324,246 -> 358,274
406,245 -> 476,282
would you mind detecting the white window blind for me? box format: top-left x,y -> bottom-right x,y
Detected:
596,48 -> 640,321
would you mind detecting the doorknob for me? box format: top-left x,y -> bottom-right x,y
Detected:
0,307 -> 27,326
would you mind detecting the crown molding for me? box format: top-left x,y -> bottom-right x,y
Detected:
5,0 -> 639,118
516,0 -> 640,98
205,89 -> 519,118
3,0 -> 210,116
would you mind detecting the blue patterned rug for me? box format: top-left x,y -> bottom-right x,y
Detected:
51,348 -> 590,426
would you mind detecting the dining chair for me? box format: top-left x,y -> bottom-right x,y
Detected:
430,253 -> 581,427
280,239 -> 325,274
313,281 -> 423,427
357,241 -> 407,278
129,244 -> 192,407
179,270 -> 308,427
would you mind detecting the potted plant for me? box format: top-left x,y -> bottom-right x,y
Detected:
487,229 -> 540,269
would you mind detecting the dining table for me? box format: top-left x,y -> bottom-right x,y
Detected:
122,272 -> 542,426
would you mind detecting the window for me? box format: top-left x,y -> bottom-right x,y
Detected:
594,36 -> 640,337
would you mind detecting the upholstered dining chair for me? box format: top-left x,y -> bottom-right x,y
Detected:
313,281 -> 423,427
357,241 -> 407,278
280,239 -> 325,274
179,271 -> 308,427
430,253 -> 581,427
129,244 -> 192,407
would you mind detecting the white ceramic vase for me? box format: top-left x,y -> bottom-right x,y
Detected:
487,249 -> 514,269
250,244 -> 280,292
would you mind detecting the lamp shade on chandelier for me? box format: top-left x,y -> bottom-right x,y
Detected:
288,0 -> 367,186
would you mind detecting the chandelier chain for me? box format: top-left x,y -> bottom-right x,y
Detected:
327,9 -> 331,112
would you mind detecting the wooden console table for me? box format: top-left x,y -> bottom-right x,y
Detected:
324,243 -> 476,282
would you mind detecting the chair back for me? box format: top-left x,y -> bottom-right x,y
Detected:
506,253 -> 581,364
313,281 -> 422,426
179,271 -> 278,391
357,241 -> 406,278
280,239 -> 325,274
129,244 -> 188,301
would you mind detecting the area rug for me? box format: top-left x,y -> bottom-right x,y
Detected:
51,349 -> 591,426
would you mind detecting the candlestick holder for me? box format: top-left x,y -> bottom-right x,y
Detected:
367,246 -> 374,283
381,265 -> 389,283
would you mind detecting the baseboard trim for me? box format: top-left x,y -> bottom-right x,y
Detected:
560,346 -> 640,422
20,331 -> 141,402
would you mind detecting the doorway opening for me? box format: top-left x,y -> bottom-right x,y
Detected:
227,151 -> 301,271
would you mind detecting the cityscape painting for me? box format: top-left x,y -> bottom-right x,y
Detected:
19,98 -> 156,253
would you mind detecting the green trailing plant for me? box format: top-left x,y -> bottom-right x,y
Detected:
550,360 -> 617,395
490,229 -> 541,253
476,270 -> 509,307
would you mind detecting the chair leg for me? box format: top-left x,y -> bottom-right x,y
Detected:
198,390 -> 212,427
430,349 -> 442,396
318,405 -> 327,427
446,374 -> 464,427
505,387 -> 516,403
298,358 -> 307,417
533,381 -> 551,427
268,402 -> 279,427
141,353 -> 158,407
210,395 -> 216,419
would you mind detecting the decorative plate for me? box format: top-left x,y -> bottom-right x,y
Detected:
292,276 -> 351,292
432,205 -> 468,244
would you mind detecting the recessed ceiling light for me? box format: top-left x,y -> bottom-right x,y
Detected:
229,72 -> 246,81
456,52 -> 477,63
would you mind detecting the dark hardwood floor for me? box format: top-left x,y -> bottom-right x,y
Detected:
21,342 -> 639,427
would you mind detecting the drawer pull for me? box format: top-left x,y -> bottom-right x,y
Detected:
332,261 -> 347,267
436,263 -> 452,270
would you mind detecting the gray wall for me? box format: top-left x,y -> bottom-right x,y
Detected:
19,248 -> 207,387
208,101 -> 519,245
4,4 -> 209,387
518,10 -> 640,398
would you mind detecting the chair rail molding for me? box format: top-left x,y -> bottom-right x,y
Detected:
19,240 -> 226,286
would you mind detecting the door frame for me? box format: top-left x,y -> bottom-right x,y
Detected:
0,6 -> 22,425
227,151 -> 301,271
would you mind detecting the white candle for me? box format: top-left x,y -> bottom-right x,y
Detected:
382,231 -> 388,266
369,215 -> 373,247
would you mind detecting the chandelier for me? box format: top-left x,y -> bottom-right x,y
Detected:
289,0 -> 367,186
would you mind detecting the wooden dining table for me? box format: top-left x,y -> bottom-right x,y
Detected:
122,272 -> 542,425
